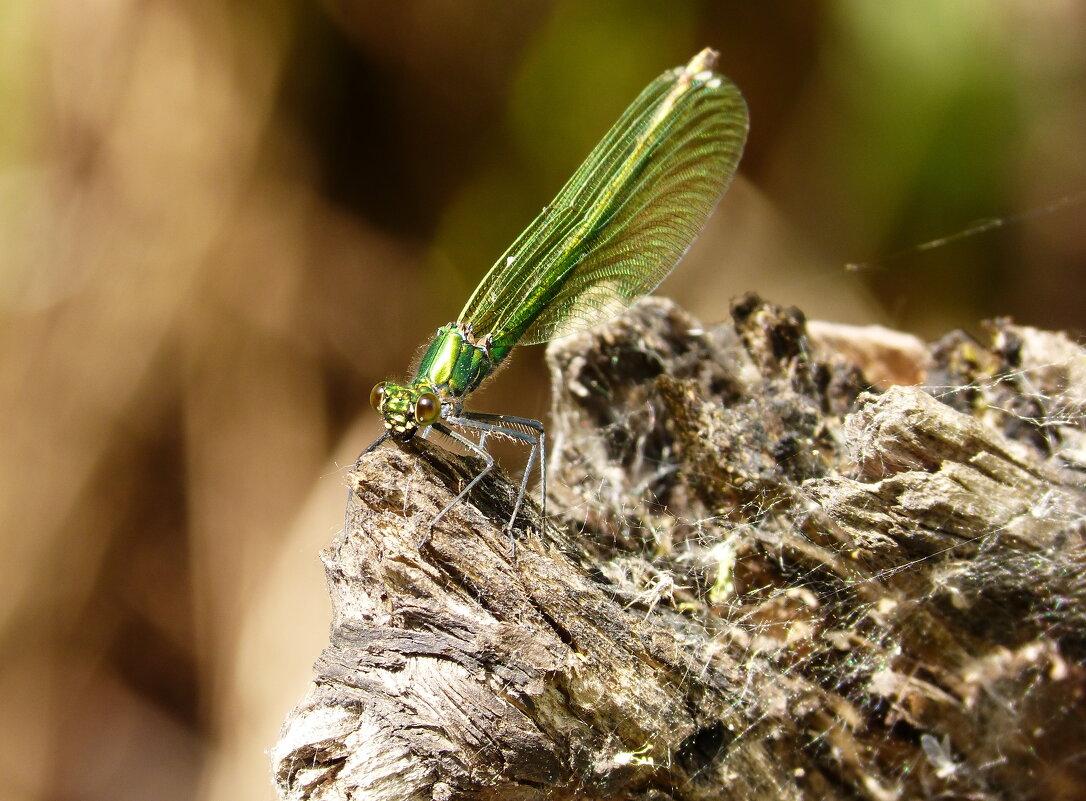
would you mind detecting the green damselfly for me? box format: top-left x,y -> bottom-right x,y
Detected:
362,48 -> 748,537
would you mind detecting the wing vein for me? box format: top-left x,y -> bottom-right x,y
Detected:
457,49 -> 749,349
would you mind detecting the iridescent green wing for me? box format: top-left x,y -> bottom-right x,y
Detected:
457,48 -> 749,350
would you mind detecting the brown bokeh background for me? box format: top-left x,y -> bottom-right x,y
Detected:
1,1 -> 1083,799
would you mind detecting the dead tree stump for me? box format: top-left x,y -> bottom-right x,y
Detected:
273,294 -> 1086,801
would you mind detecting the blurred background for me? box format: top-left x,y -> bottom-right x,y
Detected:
1,0 -> 1083,798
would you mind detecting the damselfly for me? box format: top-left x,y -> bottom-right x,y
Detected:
362,48 -> 748,537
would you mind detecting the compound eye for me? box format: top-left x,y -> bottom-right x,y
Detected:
369,383 -> 386,412
414,393 -> 441,425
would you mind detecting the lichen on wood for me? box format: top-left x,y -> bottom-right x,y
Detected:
274,294 -> 1086,801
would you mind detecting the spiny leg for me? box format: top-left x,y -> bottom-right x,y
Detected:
449,413 -> 545,534
344,430 -> 391,534
424,421 -> 496,539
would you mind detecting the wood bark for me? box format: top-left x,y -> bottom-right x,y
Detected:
273,294 -> 1086,801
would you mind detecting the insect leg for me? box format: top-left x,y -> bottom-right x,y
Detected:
344,430 -> 392,534
450,413 -> 545,535
427,421 -> 496,539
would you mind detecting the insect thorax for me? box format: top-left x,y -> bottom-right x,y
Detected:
374,324 -> 498,437
414,323 -> 496,399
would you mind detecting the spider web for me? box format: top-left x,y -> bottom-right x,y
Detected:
544,295 -> 1086,799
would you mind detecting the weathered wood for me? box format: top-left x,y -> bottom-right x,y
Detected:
274,295 -> 1086,801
